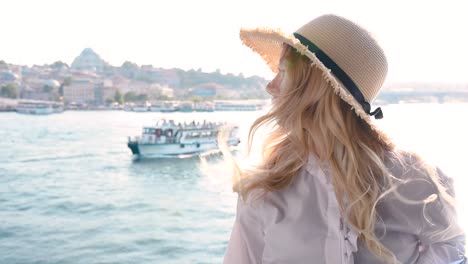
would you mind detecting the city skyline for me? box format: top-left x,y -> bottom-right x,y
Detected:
0,0 -> 467,83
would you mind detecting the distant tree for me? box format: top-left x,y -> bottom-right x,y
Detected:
114,89 -> 123,104
58,85 -> 64,96
63,77 -> 72,86
136,94 -> 148,101
0,83 -> 17,98
0,60 -> 7,69
155,94 -> 170,100
51,61 -> 69,69
105,98 -> 114,105
123,92 -> 148,102
43,85 -> 54,93
58,77 -> 72,96
124,91 -> 138,102
190,96 -> 203,103
121,61 -> 139,69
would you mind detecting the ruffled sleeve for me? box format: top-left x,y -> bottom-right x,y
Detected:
413,168 -> 466,263
389,163 -> 466,264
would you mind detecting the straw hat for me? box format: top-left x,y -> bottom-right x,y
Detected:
240,14 -> 387,125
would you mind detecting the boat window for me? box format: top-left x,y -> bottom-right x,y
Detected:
201,131 -> 211,137
165,129 -> 173,137
144,128 -> 155,134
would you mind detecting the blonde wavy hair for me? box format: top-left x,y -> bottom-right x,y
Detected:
227,45 -> 456,263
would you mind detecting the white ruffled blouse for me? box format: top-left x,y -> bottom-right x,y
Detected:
223,154 -> 466,264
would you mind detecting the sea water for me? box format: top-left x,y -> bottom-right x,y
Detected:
0,103 -> 466,263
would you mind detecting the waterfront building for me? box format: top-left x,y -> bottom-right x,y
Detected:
150,84 -> 174,98
64,79 -> 97,104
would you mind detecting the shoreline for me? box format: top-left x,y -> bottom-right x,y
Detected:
2,98 -> 468,113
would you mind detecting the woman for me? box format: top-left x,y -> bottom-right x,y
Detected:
223,14 -> 466,263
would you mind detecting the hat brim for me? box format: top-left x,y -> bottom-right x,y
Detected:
240,27 -> 378,130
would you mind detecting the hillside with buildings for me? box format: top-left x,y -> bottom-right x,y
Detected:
1,48 -> 468,108
0,48 -> 270,107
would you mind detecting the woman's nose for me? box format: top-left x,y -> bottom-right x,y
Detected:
266,82 -> 273,94
266,79 -> 279,96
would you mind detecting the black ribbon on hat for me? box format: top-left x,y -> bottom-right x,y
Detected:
293,32 -> 383,119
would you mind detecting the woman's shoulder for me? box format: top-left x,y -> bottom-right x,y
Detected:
237,188 -> 267,212
384,149 -> 441,178
383,148 -> 455,198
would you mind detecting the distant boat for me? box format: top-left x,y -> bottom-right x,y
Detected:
160,101 -> 178,112
109,102 -> 123,110
52,102 -> 65,113
194,101 -> 215,112
16,100 -> 64,115
149,101 -> 178,112
214,100 -> 266,111
66,102 -> 87,110
149,101 -> 165,112
132,102 -> 150,112
127,119 -> 240,158
178,101 -> 194,112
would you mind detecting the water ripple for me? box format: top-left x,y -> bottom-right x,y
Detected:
16,109 -> 465,263
19,153 -> 98,163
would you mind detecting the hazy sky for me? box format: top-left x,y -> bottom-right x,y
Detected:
1,0 -> 467,83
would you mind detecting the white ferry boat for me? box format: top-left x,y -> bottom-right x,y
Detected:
194,101 -> 215,112
214,100 -> 267,111
132,102 -> 151,112
127,119 -> 241,158
16,100 -> 64,115
149,101 -> 178,112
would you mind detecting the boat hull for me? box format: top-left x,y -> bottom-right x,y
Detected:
16,108 -> 55,115
128,138 -> 240,158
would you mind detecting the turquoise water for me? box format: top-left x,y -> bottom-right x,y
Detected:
0,104 -> 467,263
